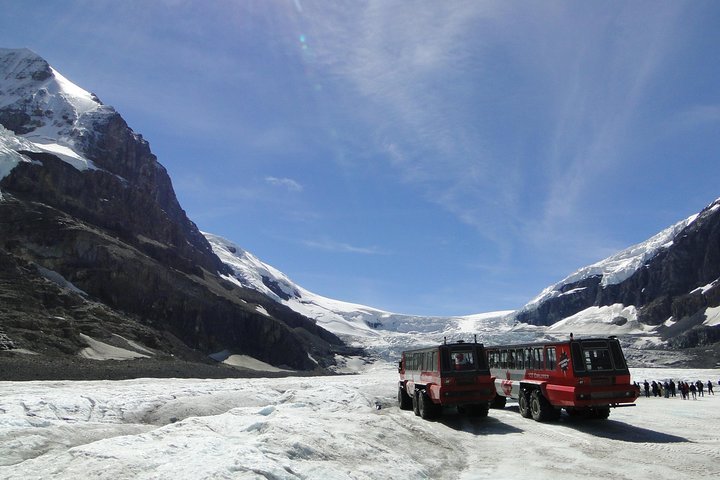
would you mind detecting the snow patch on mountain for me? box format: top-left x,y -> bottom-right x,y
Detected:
0,125 -> 36,180
0,125 -> 97,185
705,306 -> 720,328
78,334 -> 151,361
546,304 -> 650,336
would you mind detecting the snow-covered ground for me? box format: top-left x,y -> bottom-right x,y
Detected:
2,364 -> 718,479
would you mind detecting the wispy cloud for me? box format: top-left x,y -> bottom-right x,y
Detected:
302,238 -> 386,255
294,2 -> 687,263
539,4 -> 683,233
265,176 -> 303,192
297,2 -> 515,229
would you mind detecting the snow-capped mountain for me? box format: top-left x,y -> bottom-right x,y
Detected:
514,197 -> 720,365
203,232 -> 524,361
0,48 -> 350,375
2,47 -> 718,374
0,48 -> 107,173
525,212 -> 701,308
0,48 -> 101,129
203,197 -> 720,368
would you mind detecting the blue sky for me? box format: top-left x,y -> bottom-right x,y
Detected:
2,1 -> 719,316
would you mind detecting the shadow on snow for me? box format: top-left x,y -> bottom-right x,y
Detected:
421,408 -> 523,435
407,404 -> 689,444
555,416 -> 690,444
500,404 -> 688,444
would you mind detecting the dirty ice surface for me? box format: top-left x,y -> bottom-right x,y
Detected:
1,365 -> 719,479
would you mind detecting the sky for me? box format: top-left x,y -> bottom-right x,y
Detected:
1,1 -> 719,316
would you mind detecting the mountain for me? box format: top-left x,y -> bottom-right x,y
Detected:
0,48 -> 353,378
2,48 -> 717,377
203,204 -> 720,368
202,233 -> 522,361
513,198 -> 720,364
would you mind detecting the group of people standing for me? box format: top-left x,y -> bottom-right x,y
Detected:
638,379 -> 716,400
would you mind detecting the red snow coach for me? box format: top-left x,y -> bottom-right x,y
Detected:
398,339 -> 496,419
485,335 -> 639,421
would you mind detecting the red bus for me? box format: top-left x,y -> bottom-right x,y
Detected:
485,336 -> 639,421
398,340 -> 496,419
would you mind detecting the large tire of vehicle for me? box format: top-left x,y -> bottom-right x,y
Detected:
490,394 -> 507,409
530,390 -> 555,422
418,391 -> 438,420
518,390 -> 531,418
412,391 -> 420,416
398,385 -> 413,410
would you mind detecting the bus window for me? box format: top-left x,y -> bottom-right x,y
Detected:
476,348 -> 488,369
546,347 -> 557,370
442,350 -> 451,371
516,349 -> 526,369
488,351 -> 498,368
609,341 -> 627,370
508,350 -> 516,369
571,343 -> 585,373
534,347 -> 544,370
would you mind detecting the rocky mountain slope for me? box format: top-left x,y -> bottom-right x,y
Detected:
514,198 -> 720,352
0,48 -> 352,377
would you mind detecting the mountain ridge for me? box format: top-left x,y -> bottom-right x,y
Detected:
512,197 -> 720,360
0,48 -> 352,377
1,48 -> 718,376
202,199 -> 720,367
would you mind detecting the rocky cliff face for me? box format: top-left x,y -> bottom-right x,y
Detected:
514,199 -> 720,349
0,48 -> 351,374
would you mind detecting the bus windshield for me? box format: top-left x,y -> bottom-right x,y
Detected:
443,347 -> 488,372
582,347 -> 613,371
572,339 -> 628,373
450,350 -> 475,370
